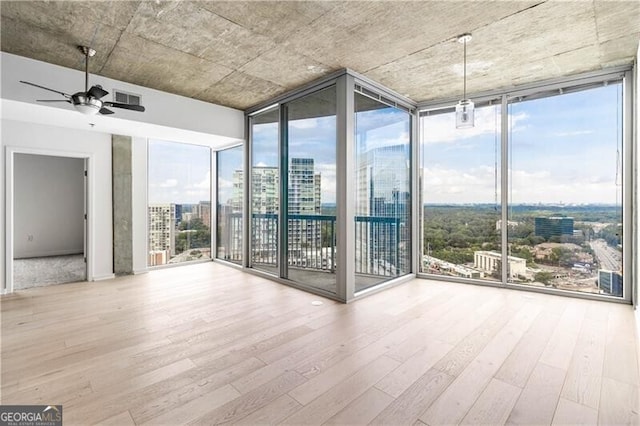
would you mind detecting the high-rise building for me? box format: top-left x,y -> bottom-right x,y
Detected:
249,167 -> 280,214
288,158 -> 322,254
289,158 -> 321,215
598,269 -> 623,297
356,144 -> 411,275
233,161 -> 323,266
148,203 -> 176,265
231,169 -> 244,213
534,216 -> 574,239
235,167 -> 279,263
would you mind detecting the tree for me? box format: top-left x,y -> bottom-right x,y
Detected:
534,271 -> 554,286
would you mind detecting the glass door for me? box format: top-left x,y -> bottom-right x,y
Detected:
285,86 -> 337,294
250,107 -> 280,275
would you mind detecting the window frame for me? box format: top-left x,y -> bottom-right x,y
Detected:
416,66 -> 633,304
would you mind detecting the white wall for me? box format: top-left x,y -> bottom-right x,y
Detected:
13,154 -> 85,258
2,119 -> 114,287
1,52 -> 244,147
1,52 -> 248,291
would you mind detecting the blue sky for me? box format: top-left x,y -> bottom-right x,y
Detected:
148,139 -> 211,204
155,83 -> 622,207
249,102 -> 410,205
422,83 -> 622,204
217,146 -> 243,205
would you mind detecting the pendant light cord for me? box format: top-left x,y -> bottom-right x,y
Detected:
463,39 -> 467,100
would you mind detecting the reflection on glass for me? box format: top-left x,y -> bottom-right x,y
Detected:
250,108 -> 279,275
508,84 -> 623,297
355,93 -> 411,292
217,146 -> 243,264
148,140 -> 211,266
420,104 -> 501,282
286,86 -> 337,293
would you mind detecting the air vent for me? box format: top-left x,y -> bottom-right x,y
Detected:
114,90 -> 141,106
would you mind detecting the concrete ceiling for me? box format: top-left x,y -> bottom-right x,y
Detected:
1,1 -> 639,110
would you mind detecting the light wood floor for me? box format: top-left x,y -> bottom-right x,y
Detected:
1,262 -> 639,425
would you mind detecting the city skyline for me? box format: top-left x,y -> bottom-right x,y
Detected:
155,83 -> 622,208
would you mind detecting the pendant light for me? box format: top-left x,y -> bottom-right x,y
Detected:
456,33 -> 474,129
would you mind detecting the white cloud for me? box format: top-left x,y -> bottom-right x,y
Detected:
422,164 -> 619,205
422,165 -> 498,204
289,118 -> 319,130
192,171 -> 211,190
422,109 -> 528,144
552,130 -> 594,137
252,122 -> 278,135
158,178 -> 178,188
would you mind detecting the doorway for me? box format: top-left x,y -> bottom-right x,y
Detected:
12,153 -> 87,289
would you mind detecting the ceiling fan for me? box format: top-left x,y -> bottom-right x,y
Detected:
20,45 -> 146,116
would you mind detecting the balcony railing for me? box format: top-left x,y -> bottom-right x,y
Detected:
218,213 -> 408,278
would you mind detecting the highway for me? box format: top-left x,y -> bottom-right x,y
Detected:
590,239 -> 621,271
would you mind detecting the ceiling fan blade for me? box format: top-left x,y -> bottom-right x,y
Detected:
37,99 -> 72,103
87,85 -> 108,99
103,102 -> 145,112
20,81 -> 71,98
99,107 -> 115,115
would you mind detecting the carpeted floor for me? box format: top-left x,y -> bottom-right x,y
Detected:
13,254 -> 86,290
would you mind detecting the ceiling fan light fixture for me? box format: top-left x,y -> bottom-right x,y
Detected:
74,103 -> 101,115
456,33 -> 474,129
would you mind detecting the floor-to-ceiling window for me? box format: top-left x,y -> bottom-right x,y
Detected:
354,91 -> 412,292
507,83 -> 623,297
420,102 -> 502,282
286,86 -> 337,293
148,140 -> 211,266
247,72 -> 415,300
250,107 -> 279,275
216,145 -> 243,264
419,73 -> 627,300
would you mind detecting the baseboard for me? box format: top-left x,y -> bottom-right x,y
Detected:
133,268 -> 149,275
14,249 -> 84,259
91,274 -> 115,282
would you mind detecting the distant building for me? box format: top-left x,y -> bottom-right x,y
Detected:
148,203 -> 176,264
424,255 -> 482,279
474,250 -> 526,279
534,216 -> 574,239
175,204 -> 182,223
246,166 -> 280,214
288,158 -> 322,254
148,250 -> 170,266
232,161 -> 323,265
496,219 -> 519,230
231,169 -> 244,213
598,269 -> 622,297
289,158 -> 321,215
197,201 -> 211,228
